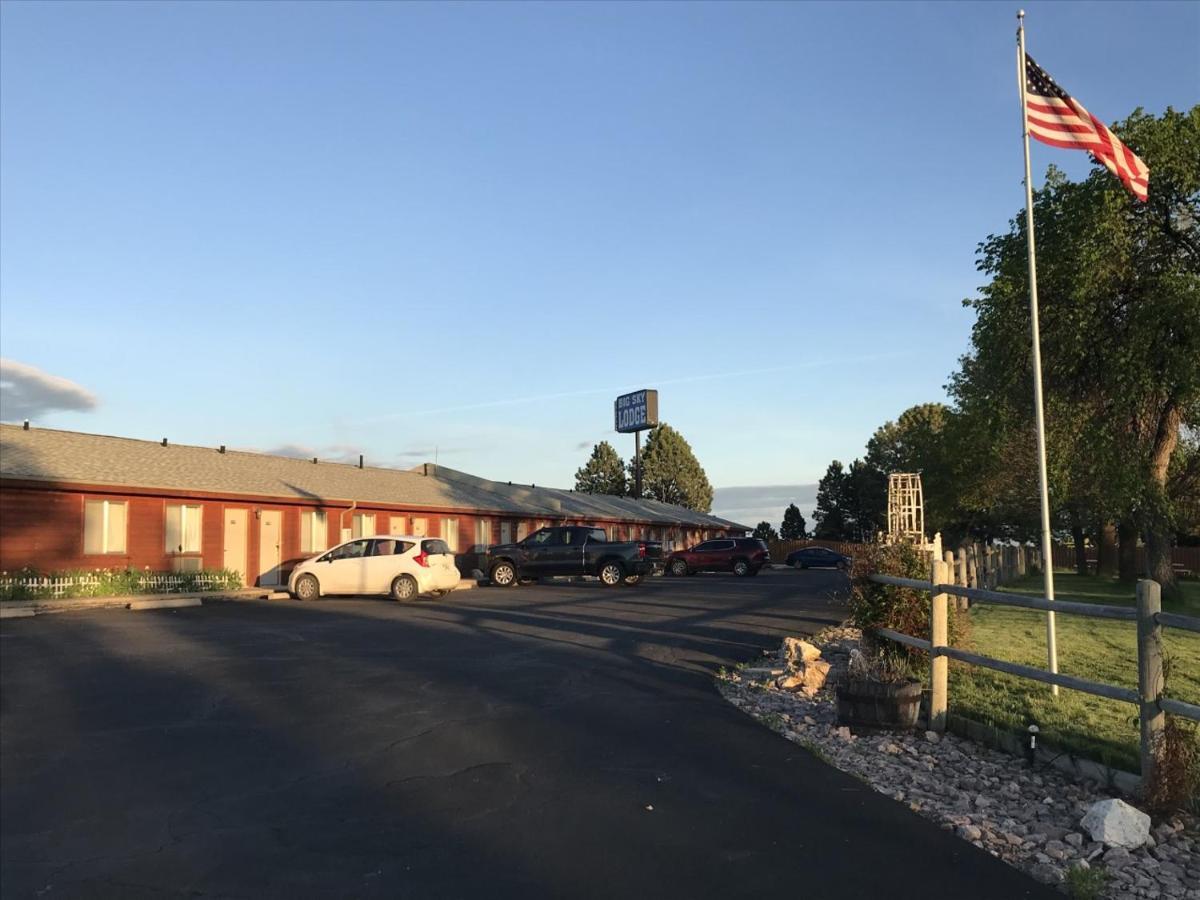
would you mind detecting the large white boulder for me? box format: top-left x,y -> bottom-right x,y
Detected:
1080,798 -> 1151,849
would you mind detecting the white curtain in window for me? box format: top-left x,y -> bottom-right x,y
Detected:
86,500 -> 127,554
352,513 -> 375,539
107,501 -> 127,553
182,505 -> 202,552
442,518 -> 459,552
166,504 -> 202,553
475,519 -> 491,547
301,511 -> 327,553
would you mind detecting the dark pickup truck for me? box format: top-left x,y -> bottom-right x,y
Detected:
486,526 -> 662,588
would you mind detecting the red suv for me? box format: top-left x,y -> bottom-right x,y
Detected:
666,537 -> 771,578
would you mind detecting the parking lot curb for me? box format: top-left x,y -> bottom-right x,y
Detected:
0,590 -> 265,618
127,597 -> 204,611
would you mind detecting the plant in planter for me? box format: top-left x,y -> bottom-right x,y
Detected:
836,645 -> 923,729
836,542 -> 970,729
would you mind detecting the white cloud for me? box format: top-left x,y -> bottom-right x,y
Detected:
0,359 -> 98,422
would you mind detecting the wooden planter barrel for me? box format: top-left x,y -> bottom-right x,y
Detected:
835,678 -> 922,729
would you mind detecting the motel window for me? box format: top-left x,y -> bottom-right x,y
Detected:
475,518 -> 492,549
442,518 -> 459,552
606,525 -> 617,542
516,521 -> 529,541
84,499 -> 127,554
300,510 -> 328,554
165,504 -> 203,554
351,513 -> 376,539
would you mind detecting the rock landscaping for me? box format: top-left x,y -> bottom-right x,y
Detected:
718,625 -> 1199,899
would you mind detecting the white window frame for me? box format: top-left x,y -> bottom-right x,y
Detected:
84,499 -> 127,554
351,513 -> 376,539
165,503 -> 203,554
300,510 -> 328,554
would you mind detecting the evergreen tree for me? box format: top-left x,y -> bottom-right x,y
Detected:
813,460 -> 852,540
780,503 -> 807,540
574,441 -> 627,496
631,424 -> 714,512
753,521 -> 779,542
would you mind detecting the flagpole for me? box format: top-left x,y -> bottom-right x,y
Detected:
1017,9 -> 1059,696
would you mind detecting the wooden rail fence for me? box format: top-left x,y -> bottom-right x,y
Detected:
869,561 -> 1200,787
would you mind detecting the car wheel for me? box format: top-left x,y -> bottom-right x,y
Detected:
293,574 -> 319,601
391,573 -> 420,602
732,559 -> 750,577
391,574 -> 418,601
623,574 -> 643,586
669,559 -> 689,577
598,561 -> 625,587
490,561 -> 518,587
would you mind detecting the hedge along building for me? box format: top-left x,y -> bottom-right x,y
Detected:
0,424 -> 747,586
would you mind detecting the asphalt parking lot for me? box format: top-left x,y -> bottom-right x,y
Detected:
1,568 -> 1055,899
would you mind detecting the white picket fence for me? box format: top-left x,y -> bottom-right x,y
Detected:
0,573 -> 236,599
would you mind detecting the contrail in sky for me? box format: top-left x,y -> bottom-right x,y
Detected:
358,352 -> 908,422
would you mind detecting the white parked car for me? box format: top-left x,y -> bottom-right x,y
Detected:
288,536 -> 461,601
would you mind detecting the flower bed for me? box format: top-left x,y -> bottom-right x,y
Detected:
0,567 -> 243,602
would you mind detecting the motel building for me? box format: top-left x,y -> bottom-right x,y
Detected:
0,424 -> 748,586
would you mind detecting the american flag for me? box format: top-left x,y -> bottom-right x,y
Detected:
1023,53 -> 1149,202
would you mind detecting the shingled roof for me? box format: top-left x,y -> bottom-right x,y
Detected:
0,424 -> 747,531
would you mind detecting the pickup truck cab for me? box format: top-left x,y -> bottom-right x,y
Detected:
486,526 -> 662,588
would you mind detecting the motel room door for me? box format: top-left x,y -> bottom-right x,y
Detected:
258,510 -> 282,586
224,508 -> 248,586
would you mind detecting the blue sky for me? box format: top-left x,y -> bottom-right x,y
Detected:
1,1 -> 1196,527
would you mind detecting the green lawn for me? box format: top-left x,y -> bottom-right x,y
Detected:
947,573 -> 1200,773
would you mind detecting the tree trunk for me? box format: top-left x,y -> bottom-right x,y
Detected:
1096,521 -> 1118,577
1144,403 -> 1181,603
1145,526 -> 1178,601
1071,524 -> 1088,576
1118,520 -> 1139,583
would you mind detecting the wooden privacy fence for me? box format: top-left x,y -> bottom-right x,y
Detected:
869,560 -> 1200,785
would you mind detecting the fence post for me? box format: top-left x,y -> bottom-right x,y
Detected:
956,549 -> 968,597
1136,579 -> 1164,790
930,559 -> 950,733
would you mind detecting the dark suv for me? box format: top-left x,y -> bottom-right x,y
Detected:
666,537 -> 770,577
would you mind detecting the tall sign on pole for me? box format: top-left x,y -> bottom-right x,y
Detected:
614,389 -> 659,499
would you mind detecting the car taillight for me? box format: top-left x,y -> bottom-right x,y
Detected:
413,552 -> 430,568
637,542 -> 646,558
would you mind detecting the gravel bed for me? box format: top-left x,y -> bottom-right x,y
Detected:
718,625 -> 1198,898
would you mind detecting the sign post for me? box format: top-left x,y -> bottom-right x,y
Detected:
614,389 -> 659,499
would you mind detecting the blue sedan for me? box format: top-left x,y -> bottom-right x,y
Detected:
785,546 -> 852,570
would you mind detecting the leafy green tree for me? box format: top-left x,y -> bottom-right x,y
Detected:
753,521 -> 779,542
632,424 -> 714,512
813,461 -> 852,540
574,441 -> 627,496
780,503 -> 807,540
953,107 -> 1200,600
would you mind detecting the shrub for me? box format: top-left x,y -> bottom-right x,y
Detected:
848,542 -> 970,660
0,567 -> 243,601
1064,864 -> 1105,900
